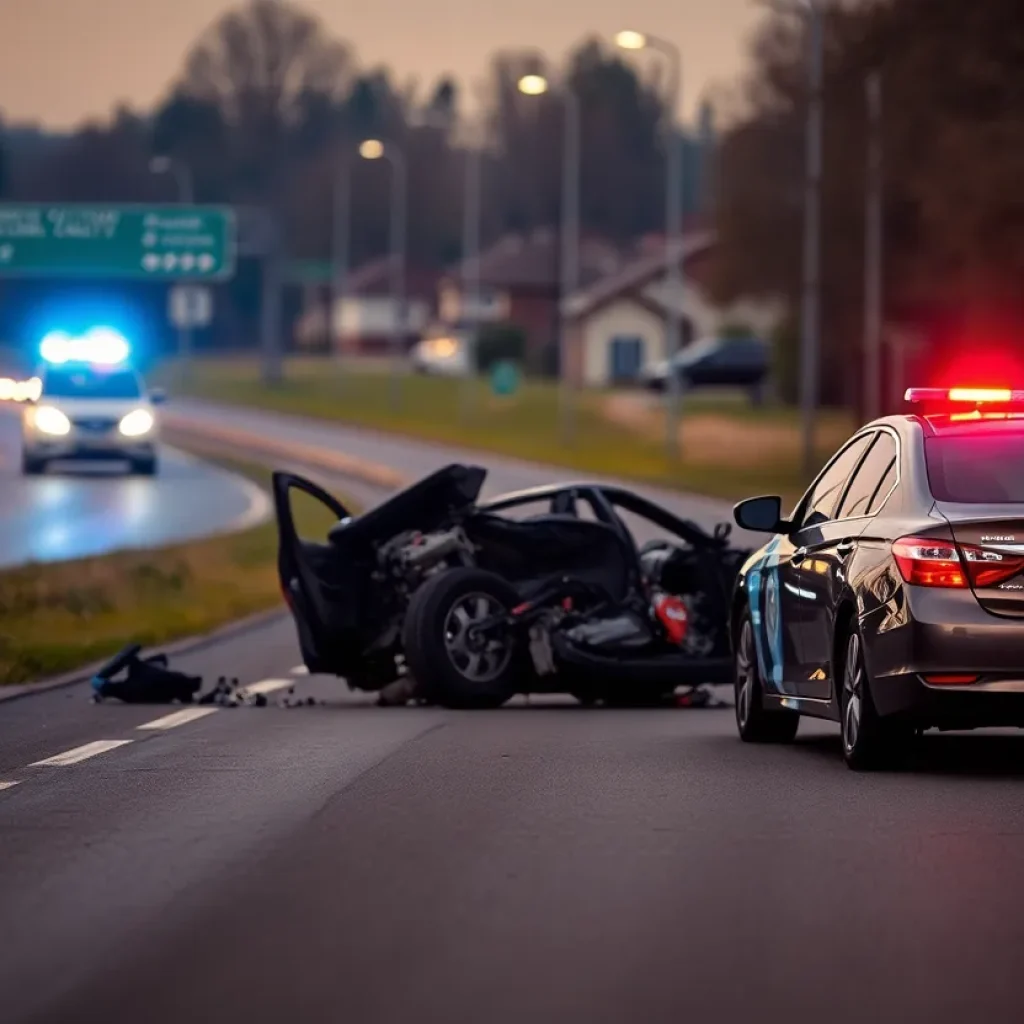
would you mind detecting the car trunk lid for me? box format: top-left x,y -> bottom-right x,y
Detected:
936,507 -> 1024,617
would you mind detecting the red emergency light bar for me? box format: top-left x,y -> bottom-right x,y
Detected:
905,387 -> 1024,405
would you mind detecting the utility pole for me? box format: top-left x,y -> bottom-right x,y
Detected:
799,0 -> 825,477
558,90 -> 581,446
863,69 -> 883,421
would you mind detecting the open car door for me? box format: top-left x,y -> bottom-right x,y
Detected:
273,471 -> 358,675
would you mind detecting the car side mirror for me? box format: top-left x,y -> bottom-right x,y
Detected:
149,388 -> 167,405
733,495 -> 787,533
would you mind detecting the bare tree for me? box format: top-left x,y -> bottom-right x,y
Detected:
177,0 -> 353,197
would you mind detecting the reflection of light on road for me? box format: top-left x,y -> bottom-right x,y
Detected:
119,477 -> 163,527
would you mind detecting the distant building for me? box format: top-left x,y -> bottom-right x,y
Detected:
436,227 -> 623,367
295,256 -> 441,354
562,230 -> 784,387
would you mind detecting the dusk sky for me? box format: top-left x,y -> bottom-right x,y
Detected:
0,0 -> 763,129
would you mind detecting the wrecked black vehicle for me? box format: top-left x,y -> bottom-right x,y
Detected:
274,464 -> 751,708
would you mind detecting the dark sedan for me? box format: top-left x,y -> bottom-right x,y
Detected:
730,386 -> 1024,770
642,335 -> 769,394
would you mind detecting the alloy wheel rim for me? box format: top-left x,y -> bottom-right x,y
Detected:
736,620 -> 755,728
443,592 -> 512,683
843,633 -> 863,753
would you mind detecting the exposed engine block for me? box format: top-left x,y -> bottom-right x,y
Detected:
377,527 -> 476,587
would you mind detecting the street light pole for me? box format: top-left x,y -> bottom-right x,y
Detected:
863,69 -> 883,422
559,89 -> 581,446
331,153 -> 352,370
388,149 -> 407,414
359,139 -> 407,413
800,0 -> 825,477
460,137 -> 482,422
149,156 -> 195,385
516,70 -> 580,446
615,31 -> 684,460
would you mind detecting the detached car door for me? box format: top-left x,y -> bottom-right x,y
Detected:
783,432 -> 878,698
273,471 -> 354,674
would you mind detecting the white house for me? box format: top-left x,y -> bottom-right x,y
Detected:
563,231 -> 785,387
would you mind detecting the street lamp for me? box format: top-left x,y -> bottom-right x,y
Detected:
149,156 -> 195,384
615,29 -> 685,461
516,71 -> 580,446
359,138 -> 407,412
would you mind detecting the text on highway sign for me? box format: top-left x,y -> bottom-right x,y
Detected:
0,204 -> 236,280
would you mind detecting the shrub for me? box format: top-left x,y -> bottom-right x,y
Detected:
474,322 -> 527,373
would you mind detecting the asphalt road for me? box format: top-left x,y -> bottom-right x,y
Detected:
3,403 -> 1024,1023
0,405 -> 270,568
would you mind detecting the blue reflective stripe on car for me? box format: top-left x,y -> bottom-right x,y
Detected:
746,537 -> 786,693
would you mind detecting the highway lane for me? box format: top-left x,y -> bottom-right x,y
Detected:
4,407 -> 1024,1023
0,406 -> 270,568
164,397 -> 748,537
4,667 -> 1024,1023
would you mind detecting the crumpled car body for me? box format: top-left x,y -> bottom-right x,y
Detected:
274,463 -> 751,707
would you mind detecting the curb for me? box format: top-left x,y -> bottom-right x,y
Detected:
0,607 -> 289,705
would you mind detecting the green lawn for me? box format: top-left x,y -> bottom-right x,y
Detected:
0,454 -> 346,687
163,357 -> 854,504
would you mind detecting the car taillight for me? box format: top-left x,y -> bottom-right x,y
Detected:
892,536 -> 1024,588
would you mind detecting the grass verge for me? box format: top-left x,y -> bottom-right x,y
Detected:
0,454 -> 346,687
163,357 -> 854,504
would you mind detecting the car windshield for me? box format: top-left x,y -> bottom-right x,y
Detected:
42,367 -> 142,399
925,432 -> 1024,502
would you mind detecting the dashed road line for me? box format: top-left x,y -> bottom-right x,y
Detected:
30,739 -> 134,767
290,665 -> 309,675
0,781 -> 20,792
241,678 -> 294,696
137,707 -> 219,731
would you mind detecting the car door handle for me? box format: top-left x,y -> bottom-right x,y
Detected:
836,541 -> 855,556
792,547 -> 808,564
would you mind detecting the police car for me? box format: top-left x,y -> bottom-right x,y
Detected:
20,329 -> 164,476
732,386 -> 1024,770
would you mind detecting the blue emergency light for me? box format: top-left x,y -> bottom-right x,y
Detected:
40,327 -> 131,367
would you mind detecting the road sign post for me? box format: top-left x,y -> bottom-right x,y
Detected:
169,285 -> 213,385
0,204 -> 235,280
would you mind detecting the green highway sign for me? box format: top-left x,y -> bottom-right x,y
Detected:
0,204 -> 236,280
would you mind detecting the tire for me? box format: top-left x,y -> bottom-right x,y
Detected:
734,608 -> 800,743
839,626 -> 911,771
402,567 -> 522,709
21,454 -> 45,475
131,456 -> 158,476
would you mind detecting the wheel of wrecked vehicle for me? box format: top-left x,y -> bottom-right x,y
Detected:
403,567 -> 524,709
734,608 -> 799,743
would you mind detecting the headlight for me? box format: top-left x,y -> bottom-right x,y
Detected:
119,409 -> 154,437
34,406 -> 72,436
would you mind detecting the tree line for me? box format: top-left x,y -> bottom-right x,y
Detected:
712,0 -> 1024,406
0,0 -> 1019,399
0,0 -> 707,275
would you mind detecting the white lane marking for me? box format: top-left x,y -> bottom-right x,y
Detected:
241,678 -> 294,696
137,707 -> 219,731
290,665 -> 309,675
0,781 -> 20,792
30,739 -> 134,767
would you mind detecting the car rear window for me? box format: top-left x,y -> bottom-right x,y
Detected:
42,368 -> 141,399
925,433 -> 1024,502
